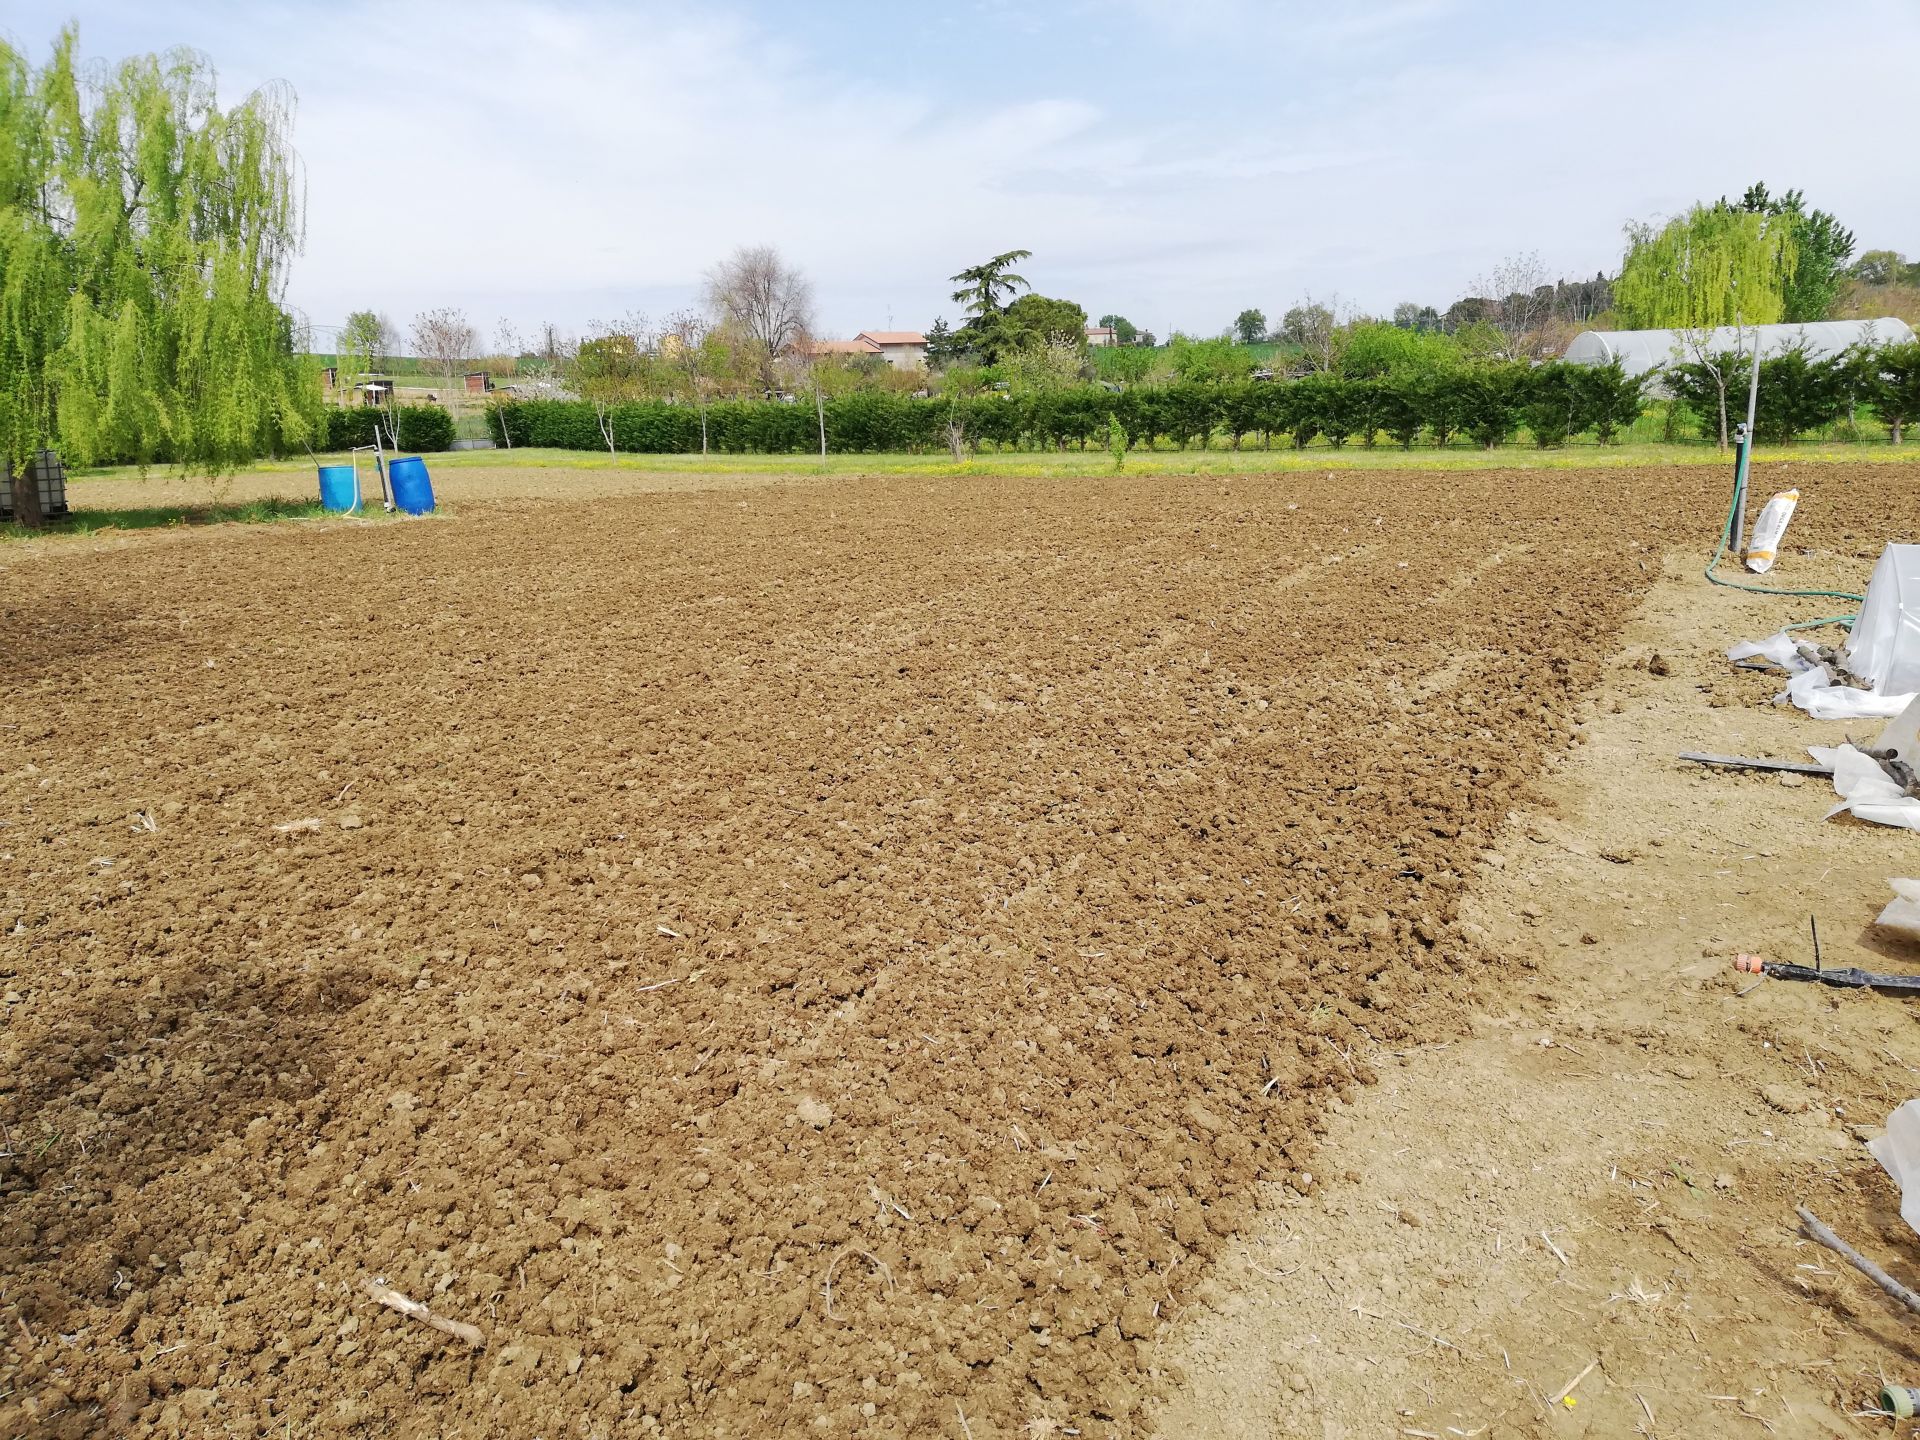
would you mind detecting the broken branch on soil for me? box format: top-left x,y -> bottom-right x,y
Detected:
1796,1206 -> 1920,1319
361,1276 -> 486,1349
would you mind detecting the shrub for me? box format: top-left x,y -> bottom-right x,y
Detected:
1520,364 -> 1581,448
1869,341 -> 1920,443
1753,349 -> 1845,443
1570,360 -> 1645,444
324,405 -> 454,452
1439,364 -> 1523,449
396,405 -> 454,452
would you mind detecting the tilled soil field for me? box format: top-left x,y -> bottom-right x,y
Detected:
0,465 -> 1893,1438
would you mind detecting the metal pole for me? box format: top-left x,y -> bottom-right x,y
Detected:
1734,325 -> 1763,556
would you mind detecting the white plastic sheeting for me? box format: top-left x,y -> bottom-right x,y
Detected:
1808,696 -> 1920,831
1726,632 -> 1913,720
1728,543 -> 1920,719
1809,741 -> 1920,830
1849,545 -> 1920,696
1878,879 -> 1920,942
1870,1100 -> 1920,1239
1564,317 -> 1916,381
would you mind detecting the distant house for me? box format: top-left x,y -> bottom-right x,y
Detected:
803,330 -> 928,372
1086,326 -> 1118,348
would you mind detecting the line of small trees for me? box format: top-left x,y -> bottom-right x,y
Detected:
486,361 -> 1631,455
487,344 -> 1920,456
1669,342 -> 1920,445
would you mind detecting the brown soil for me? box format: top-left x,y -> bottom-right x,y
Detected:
0,463 -> 1911,1438
1158,533 -> 1920,1439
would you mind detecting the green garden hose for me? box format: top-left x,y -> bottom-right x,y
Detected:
1703,441 -> 1862,631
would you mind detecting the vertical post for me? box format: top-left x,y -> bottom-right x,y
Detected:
1734,327 -> 1763,557
815,382 -> 827,461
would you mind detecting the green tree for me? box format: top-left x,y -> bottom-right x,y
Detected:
950,250 -> 1033,318
1569,360 -> 1645,444
1750,348 -> 1845,442
1092,344 -> 1157,385
1867,342 -> 1920,444
1615,203 -> 1797,330
1519,364 -> 1581,447
1233,308 -> 1267,345
1000,337 -> 1086,393
1098,313 -> 1140,345
1337,322 -> 1455,379
1851,251 -> 1917,288
1393,302 -> 1441,332
1734,183 -> 1854,322
0,26 -> 319,473
339,310 -> 392,382
924,317 -> 960,367
1000,293 -> 1087,352
1437,364 -> 1524,449
1168,335 -> 1252,383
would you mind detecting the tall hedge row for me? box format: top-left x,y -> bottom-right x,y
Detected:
488,361 -> 1656,455
325,405 -> 455,452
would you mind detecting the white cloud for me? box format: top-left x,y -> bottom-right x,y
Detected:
23,0 -> 1920,341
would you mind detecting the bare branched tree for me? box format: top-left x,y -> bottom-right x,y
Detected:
661,309 -> 715,454
1467,252 -> 1558,360
410,306 -> 476,388
535,321 -> 576,369
1280,292 -> 1346,373
703,245 -> 815,388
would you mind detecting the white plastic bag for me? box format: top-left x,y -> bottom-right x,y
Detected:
1744,488 -> 1799,573
1848,544 -> 1920,694
1869,1099 -> 1920,1239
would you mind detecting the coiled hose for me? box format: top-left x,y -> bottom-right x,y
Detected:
1703,441 -> 1862,632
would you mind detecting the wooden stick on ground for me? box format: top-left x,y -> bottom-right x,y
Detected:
362,1276 -> 487,1349
1796,1206 -> 1920,1320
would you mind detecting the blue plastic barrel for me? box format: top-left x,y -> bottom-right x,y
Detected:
388,456 -> 435,515
317,464 -> 358,512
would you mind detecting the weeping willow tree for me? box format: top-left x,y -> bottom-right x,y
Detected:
0,26 -> 320,474
1615,204 -> 1799,330
1615,204 -> 1801,448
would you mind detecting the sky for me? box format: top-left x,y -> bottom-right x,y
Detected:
9,1 -> 1918,351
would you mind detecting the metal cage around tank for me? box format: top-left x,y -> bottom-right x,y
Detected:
1,451 -> 71,526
